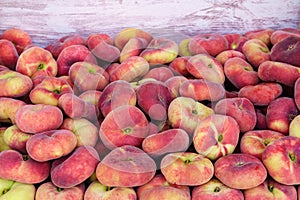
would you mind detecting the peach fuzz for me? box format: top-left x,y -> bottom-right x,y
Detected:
3,125 -> 32,153
0,70 -> 33,98
109,56 -> 150,82
84,181 -> 137,200
16,46 -> 57,78
56,44 -> 97,76
243,179 -> 297,200
119,37 -> 148,63
0,97 -> 26,124
169,56 -> 191,76
187,54 -> 225,84
51,145 -> 100,188
114,27 -> 153,50
262,136 -> 300,185
165,75 -> 188,98
0,28 -> 32,54
188,33 -> 228,56
98,80 -> 136,117
136,174 -> 190,199
193,114 -> 240,161
29,76 -> 73,106
178,38 -> 193,56
26,129 -> 77,162
244,28 -> 274,46
238,82 -> 283,106
161,152 -> 214,186
168,96 -> 214,135
215,50 -> 245,65
240,130 -> 285,159
36,182 -> 85,200
140,38 -> 178,65
60,117 -> 99,147
86,33 -> 120,62
0,39 -> 19,69
142,66 -> 174,82
214,97 -> 257,132
0,149 -> 50,184
45,34 -> 85,59
266,97 -> 298,135
214,153 -> 267,189
69,61 -> 109,93
179,79 -> 225,102
224,57 -> 259,89
142,128 -> 190,157
192,178 -> 244,200
136,80 -> 174,121
99,105 -> 149,149
224,33 -> 247,52
258,61 -> 300,87
96,145 -> 156,187
242,38 -> 270,68
15,104 -> 63,134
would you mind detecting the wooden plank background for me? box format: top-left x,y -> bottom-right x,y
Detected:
0,0 -> 299,47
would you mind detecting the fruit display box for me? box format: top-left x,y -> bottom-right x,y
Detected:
1,0 -> 300,199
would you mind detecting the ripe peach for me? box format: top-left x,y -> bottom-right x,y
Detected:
0,39 -> 19,69
224,57 -> 259,89
140,38 -> 178,65
0,149 -> 50,184
262,136 -> 300,185
165,75 -> 188,98
168,96 -> 214,135
51,145 -> 100,188
178,38 -> 193,56
244,28 -> 274,46
114,27 -> 153,50
29,76 -> 73,106
15,104 -> 64,134
187,54 -> 225,84
214,153 -> 267,189
266,97 -> 298,135
16,46 -> 57,78
119,37 -> 148,63
179,79 -> 225,102
96,145 -> 156,187
69,61 -> 109,93
56,44 -> 97,76
161,152 -> 214,186
143,66 -> 174,82
270,28 -> 300,45
87,33 -> 120,62
193,114 -> 240,160
45,34 -> 85,59
192,178 -> 244,200
60,117 -> 99,147
0,70 -> 33,98
224,33 -> 247,52
0,28 -> 32,54
110,56 -> 150,82
3,125 -> 31,153
189,33 -> 228,56
142,128 -> 190,157
242,38 -> 270,68
240,130 -> 285,159
169,56 -> 191,76
214,97 -> 257,132
258,61 -> 300,87
0,97 -> 26,124
238,82 -> 283,106
215,50 -> 246,65
99,105 -> 149,149
26,129 -> 77,162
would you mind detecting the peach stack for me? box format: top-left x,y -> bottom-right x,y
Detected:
0,26 -> 299,200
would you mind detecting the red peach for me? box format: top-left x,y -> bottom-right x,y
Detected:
224,33 -> 248,52
15,104 -> 64,134
0,39 -> 19,69
51,145 -> 100,188
244,28 -> 274,46
0,97 -> 26,124
165,75 -> 188,98
169,56 -> 191,76
119,37 -> 148,63
3,125 -> 31,153
270,28 -> 300,45
215,50 -> 246,65
143,66 -> 174,82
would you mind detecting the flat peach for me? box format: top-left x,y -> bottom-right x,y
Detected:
0,97 -> 26,124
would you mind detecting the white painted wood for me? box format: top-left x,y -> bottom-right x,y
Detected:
0,0 -> 299,47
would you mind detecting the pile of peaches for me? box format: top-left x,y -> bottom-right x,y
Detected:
0,26 -> 300,199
